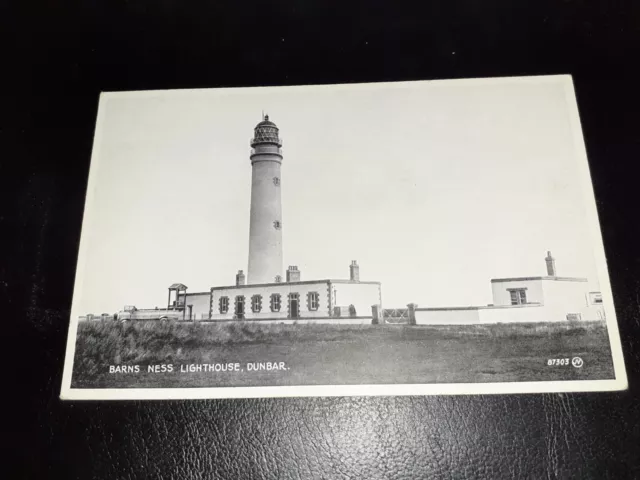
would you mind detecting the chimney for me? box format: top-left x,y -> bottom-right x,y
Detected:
545,251 -> 556,276
286,265 -> 301,282
350,260 -> 360,282
236,270 -> 246,286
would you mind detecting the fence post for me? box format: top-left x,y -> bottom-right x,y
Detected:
371,304 -> 381,325
407,303 -> 417,326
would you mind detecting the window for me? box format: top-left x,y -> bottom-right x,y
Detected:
270,293 -> 281,312
219,296 -> 229,313
509,289 -> 527,305
589,292 -> 603,304
273,220 -> 281,230
307,291 -> 320,311
273,177 -> 280,186
251,294 -> 262,313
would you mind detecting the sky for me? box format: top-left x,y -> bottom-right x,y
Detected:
72,76 -> 607,315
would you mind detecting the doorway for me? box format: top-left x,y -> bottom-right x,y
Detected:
288,293 -> 300,319
235,296 -> 245,320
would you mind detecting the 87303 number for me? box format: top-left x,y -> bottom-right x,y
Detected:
547,358 -> 570,366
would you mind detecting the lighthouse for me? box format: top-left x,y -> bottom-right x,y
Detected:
247,114 -> 284,284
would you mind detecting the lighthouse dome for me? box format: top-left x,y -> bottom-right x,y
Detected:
251,114 -> 282,146
256,117 -> 276,127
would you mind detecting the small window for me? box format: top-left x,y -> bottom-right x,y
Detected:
270,293 -> 281,312
307,291 -> 320,311
251,294 -> 262,313
509,289 -> 527,305
219,296 -> 229,313
519,290 -> 526,304
589,292 -> 603,304
273,177 -> 280,186
273,220 -> 281,230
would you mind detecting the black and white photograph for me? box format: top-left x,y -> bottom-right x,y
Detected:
60,75 -> 627,400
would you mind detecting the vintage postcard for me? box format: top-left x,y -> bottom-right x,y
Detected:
60,75 -> 627,400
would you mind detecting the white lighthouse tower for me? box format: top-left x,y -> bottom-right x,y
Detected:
247,114 -> 284,284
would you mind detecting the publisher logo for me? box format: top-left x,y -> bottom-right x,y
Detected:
572,357 -> 584,368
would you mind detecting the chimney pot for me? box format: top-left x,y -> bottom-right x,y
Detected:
286,265 -> 301,282
349,260 -> 360,282
545,251 -> 556,276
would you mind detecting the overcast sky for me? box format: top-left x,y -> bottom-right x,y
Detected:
72,76 -> 606,315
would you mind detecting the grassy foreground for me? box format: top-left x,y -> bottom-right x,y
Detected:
71,320 -> 615,388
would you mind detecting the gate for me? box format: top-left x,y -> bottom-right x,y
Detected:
382,308 -> 410,324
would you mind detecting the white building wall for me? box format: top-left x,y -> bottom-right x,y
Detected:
181,293 -> 212,320
576,304 -> 606,321
541,279 -> 604,321
331,282 -> 381,318
478,305 -> 547,323
416,300 -> 605,325
416,304 -> 548,325
415,309 -> 480,325
210,281 -> 331,321
491,279 -> 544,306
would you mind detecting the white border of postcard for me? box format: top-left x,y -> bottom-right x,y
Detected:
60,74 -> 628,400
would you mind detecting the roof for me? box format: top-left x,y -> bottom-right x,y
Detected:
490,276 -> 587,283
256,119 -> 276,127
256,113 -> 276,127
168,283 -> 188,290
210,279 -> 381,291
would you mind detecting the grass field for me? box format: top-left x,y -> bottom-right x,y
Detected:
71,320 -> 615,388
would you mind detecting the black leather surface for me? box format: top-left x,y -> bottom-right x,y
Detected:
4,0 -> 640,478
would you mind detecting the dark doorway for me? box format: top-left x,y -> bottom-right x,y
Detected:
235,296 -> 245,320
289,293 -> 300,319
